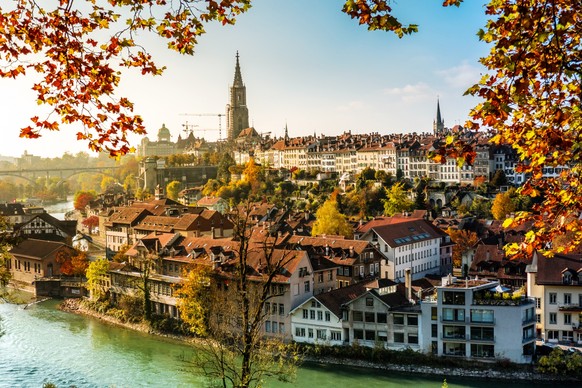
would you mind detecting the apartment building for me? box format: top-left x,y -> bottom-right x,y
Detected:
526,251 -> 582,344
420,276 -> 536,363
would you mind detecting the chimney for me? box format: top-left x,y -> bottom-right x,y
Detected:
405,268 -> 412,302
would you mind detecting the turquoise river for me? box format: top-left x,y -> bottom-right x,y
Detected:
0,300 -> 552,388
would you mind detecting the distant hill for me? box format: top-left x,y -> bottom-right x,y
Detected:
0,155 -> 17,164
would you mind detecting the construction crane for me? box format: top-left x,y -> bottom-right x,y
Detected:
181,121 -> 198,136
180,113 -> 225,141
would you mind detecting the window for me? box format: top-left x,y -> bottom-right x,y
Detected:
431,324 -> 438,338
318,273 -> 323,283
549,312 -> 557,324
360,266 -> 364,276
562,330 -> 573,341
353,329 -> 364,340
325,311 -> 330,322
316,329 -> 326,340
353,311 -> 363,321
564,293 -> 572,305
302,309 -> 308,319
265,321 -> 271,333
536,314 -> 541,323
407,315 -> 418,326
471,344 -> 494,358
272,304 -> 277,314
366,297 -> 374,307
279,304 -> 284,316
279,323 -> 285,334
328,271 -> 333,281
471,327 -> 494,341
377,313 -> 387,323
330,331 -> 341,341
365,330 -> 375,341
308,328 -> 314,338
564,314 -> 572,325
295,327 -> 306,337
377,331 -> 387,342
265,302 -> 270,314
470,309 -> 493,323
535,298 -> 541,309
293,284 -> 300,296
304,281 -> 310,293
549,293 -> 557,304
408,334 -> 418,344
393,314 -> 404,325
317,311 -> 323,321
443,325 -> 465,339
431,307 -> 437,321
364,312 -> 375,323
443,291 -> 465,305
394,332 -> 405,343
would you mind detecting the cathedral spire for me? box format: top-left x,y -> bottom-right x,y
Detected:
434,97 -> 444,135
233,51 -> 244,87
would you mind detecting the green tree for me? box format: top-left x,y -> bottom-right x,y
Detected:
383,182 -> 413,216
311,199 -> 352,238
174,264 -> 213,337
217,152 -> 236,183
86,258 -> 110,301
165,180 -> 182,200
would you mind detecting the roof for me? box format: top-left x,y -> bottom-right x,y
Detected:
368,218 -> 444,248
9,238 -> 73,259
532,251 -> 582,285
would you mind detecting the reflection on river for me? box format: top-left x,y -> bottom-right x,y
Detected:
0,300 -> 550,388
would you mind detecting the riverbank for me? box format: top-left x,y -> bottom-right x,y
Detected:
56,298 -> 575,384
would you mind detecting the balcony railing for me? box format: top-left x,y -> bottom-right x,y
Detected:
440,316 -> 468,324
558,304 -> 582,312
470,335 -> 495,343
441,334 -> 466,341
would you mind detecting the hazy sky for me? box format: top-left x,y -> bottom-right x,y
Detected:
0,0 -> 489,158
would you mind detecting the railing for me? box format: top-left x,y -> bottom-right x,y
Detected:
522,316 -> 537,325
470,335 -> 495,343
469,318 -> 495,325
440,316 -> 468,324
441,334 -> 466,341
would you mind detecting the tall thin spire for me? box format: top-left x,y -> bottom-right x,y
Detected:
436,97 -> 443,126
434,97 -> 444,135
233,51 -> 244,87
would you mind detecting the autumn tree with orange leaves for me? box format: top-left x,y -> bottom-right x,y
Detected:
55,249 -> 90,277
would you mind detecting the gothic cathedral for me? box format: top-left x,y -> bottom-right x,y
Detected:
226,52 -> 249,140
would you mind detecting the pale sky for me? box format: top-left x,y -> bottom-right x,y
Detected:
0,0 -> 489,158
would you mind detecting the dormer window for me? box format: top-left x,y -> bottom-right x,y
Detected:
562,271 -> 572,285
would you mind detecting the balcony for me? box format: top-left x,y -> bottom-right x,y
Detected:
469,318 -> 496,325
442,334 -> 466,341
470,335 -> 495,343
558,304 -> 582,312
440,316 -> 468,324
473,296 -> 535,307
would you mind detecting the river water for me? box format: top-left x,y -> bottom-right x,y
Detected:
0,300 -> 552,388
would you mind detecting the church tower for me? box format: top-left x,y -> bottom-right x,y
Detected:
433,98 -> 445,135
226,52 -> 249,141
